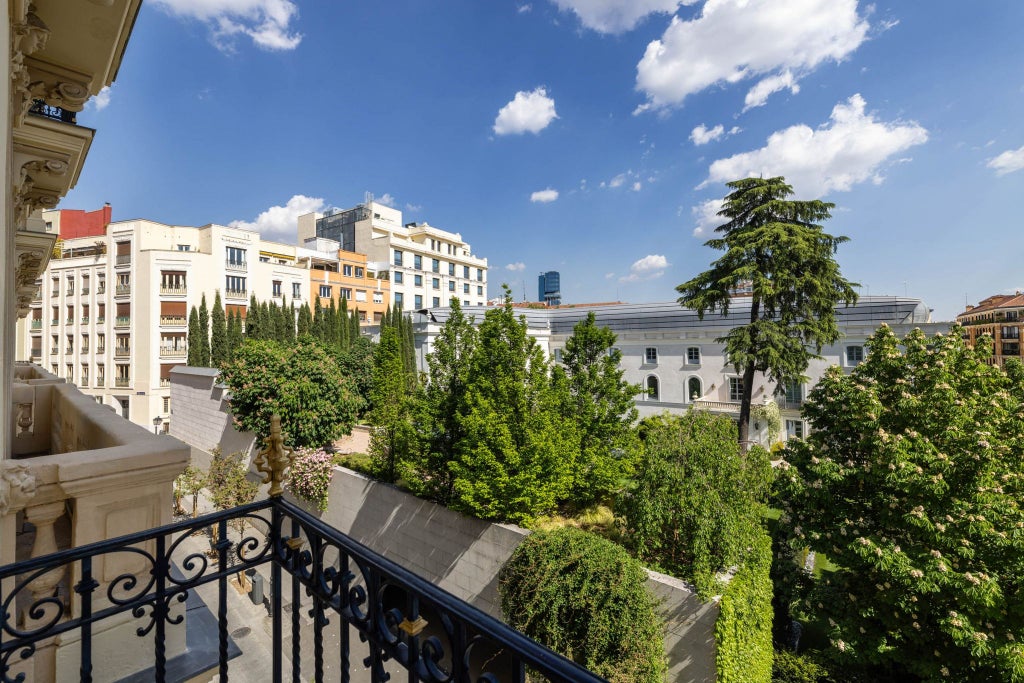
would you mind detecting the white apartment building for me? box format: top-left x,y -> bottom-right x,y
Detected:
298,200 -> 489,311
414,297 -> 949,445
15,216 -> 311,432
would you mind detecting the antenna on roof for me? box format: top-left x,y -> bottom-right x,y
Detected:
364,190 -> 373,207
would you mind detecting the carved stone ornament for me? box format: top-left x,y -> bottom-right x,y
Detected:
10,6 -> 51,123
0,462 -> 38,516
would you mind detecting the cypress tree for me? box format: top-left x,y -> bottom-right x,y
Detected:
210,292 -> 227,368
339,296 -> 350,349
198,294 -> 211,366
404,310 -> 417,386
187,306 -> 202,366
261,301 -> 273,341
297,303 -> 311,337
227,309 -> 242,361
247,295 -> 261,340
351,308 -> 360,340
283,299 -> 295,343
312,297 -> 324,341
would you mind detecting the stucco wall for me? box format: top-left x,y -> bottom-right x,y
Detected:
168,366 -> 255,458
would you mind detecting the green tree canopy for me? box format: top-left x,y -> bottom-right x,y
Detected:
776,325 -> 1024,681
623,410 -> 773,596
220,338 -> 364,448
368,326 -> 413,482
676,176 -> 858,445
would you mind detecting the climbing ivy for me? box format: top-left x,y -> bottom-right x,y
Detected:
716,528 -> 774,683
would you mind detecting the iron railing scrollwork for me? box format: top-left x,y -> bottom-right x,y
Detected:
27,100 -> 77,124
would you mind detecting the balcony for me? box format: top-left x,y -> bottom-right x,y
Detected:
114,377 -> 130,387
81,345 -> 89,354
159,377 -> 170,387
28,99 -> 77,124
95,377 -> 105,387
225,288 -> 248,300
82,287 -> 90,295
160,285 -> 187,296
96,316 -> 106,324
114,347 -> 131,358
0,416 -> 601,683
81,316 -> 90,325
692,399 -> 741,414
115,284 -> 131,297
96,346 -> 106,354
116,254 -> 131,267
50,290 -> 59,298
97,284 -> 106,295
64,318 -> 74,326
160,347 -> 187,359
225,259 -> 247,272
50,319 -> 58,326
160,315 -> 187,327
30,319 -> 41,330
114,316 -> 131,329
49,347 -> 58,355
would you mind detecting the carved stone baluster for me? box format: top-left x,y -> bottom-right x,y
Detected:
21,501 -> 67,683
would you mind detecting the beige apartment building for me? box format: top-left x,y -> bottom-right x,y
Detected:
15,217 -> 311,432
298,199 -> 489,311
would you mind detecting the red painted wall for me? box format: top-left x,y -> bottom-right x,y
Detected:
58,204 -> 111,239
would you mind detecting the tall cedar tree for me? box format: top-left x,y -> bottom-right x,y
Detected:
776,327 -> 1024,681
368,326 -> 412,482
187,306 -> 202,366
676,176 -> 858,446
226,310 -> 242,361
198,294 -> 211,366
449,288 -> 576,524
210,292 -> 227,368
409,298 -> 477,504
553,312 -> 641,507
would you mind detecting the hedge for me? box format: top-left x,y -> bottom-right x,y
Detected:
716,527 -> 774,683
498,527 -> 666,682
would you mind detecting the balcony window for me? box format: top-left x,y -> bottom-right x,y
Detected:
226,247 -> 247,269
115,241 -> 131,266
161,271 -> 187,294
343,264 -> 353,276
116,274 -> 131,296
96,278 -> 106,294
292,282 -> 302,298
226,276 -> 247,297
272,280 -> 282,297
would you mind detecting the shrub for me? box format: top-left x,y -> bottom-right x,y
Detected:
771,650 -> 828,683
499,527 -> 666,682
288,447 -> 335,511
716,528 -> 774,683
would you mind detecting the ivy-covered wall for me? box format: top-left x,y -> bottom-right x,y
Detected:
715,527 -> 774,683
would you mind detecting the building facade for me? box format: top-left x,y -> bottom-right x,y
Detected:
414,297 -> 948,445
538,271 -> 561,306
299,237 -> 390,324
299,200 -> 489,311
956,293 -> 1023,366
15,216 -> 312,432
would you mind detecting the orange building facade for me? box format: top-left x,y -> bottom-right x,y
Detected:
307,249 -> 390,326
957,293 -> 1023,366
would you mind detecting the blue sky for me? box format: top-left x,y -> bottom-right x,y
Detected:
65,0 -> 1024,320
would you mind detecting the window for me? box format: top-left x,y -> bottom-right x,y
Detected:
553,349 -> 563,363
846,345 -> 864,366
394,271 -> 404,284
163,397 -> 171,413
394,292 -> 404,307
463,283 -> 470,294
343,264 -> 353,276
448,263 -> 455,276
66,364 -> 73,381
646,376 -> 659,401
225,276 -> 246,294
373,291 -> 384,304
644,347 -> 658,364
448,281 -> 455,292
319,285 -> 332,298
259,256 -> 269,263
118,397 -> 129,419
177,245 -> 191,251
463,265 -> 470,279
786,420 -> 805,440
414,274 -> 422,286
414,295 -> 423,309
66,276 -> 74,295
292,282 -> 301,298
414,254 -> 422,270
686,347 -> 701,365
393,250 -> 403,267
432,297 -> 440,308
432,278 -> 440,290
729,377 -> 744,402
272,280 -> 282,297
476,268 -> 484,282
477,286 -> 483,296
355,267 -> 364,278
340,288 -> 352,300
784,380 -> 803,405
225,246 -> 246,266
432,259 -> 440,273
355,290 -> 367,303
688,377 -> 702,401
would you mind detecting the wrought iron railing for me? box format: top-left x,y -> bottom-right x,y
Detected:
0,418 -> 605,683
28,99 -> 77,124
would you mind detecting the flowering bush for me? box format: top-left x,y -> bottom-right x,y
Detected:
288,447 -> 335,512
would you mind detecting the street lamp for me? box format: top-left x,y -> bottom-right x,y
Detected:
153,415 -> 162,435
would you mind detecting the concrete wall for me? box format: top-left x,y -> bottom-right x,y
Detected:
168,366 -> 255,458
317,467 -> 717,683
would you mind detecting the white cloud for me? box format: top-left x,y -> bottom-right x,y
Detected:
229,194 -> 324,242
493,87 -> 558,135
632,181 -> 642,191
405,202 -> 423,212
607,173 -> 626,188
691,123 -> 724,145
151,0 -> 302,52
530,188 -> 560,203
987,145 -> 1024,176
691,198 -> 724,236
703,94 -> 928,197
505,262 -> 527,272
88,86 -> 112,111
518,3 -> 532,12
620,254 -> 670,282
376,193 -> 397,207
635,0 -> 869,111
550,0 -> 694,34
743,69 -> 799,110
